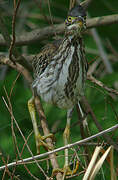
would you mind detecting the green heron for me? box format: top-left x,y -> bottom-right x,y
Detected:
28,4 -> 88,176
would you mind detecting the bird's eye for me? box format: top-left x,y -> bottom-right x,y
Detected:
67,16 -> 72,22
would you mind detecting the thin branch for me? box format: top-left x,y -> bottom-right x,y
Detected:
0,124 -> 118,171
2,95 -> 48,179
9,73 -> 20,98
5,79 -> 40,180
4,87 -> 19,178
1,156 -> 11,180
87,75 -> 118,96
9,0 -> 21,63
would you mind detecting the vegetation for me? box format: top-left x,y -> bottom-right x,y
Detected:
0,0 -> 118,179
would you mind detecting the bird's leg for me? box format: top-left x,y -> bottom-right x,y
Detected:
62,108 -> 73,177
52,109 -> 73,178
62,108 -> 80,179
64,109 -> 73,165
28,97 -> 53,153
52,108 -> 79,178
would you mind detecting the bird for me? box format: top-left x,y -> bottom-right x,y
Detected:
28,4 -> 88,176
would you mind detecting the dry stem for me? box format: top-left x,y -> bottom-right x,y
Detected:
0,124 -> 118,171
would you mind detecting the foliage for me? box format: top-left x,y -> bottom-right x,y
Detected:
0,0 -> 118,179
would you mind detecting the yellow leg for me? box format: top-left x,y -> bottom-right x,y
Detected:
52,109 -> 79,179
28,97 -> 53,153
62,109 -> 73,179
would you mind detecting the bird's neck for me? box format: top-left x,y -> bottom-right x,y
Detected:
65,27 -> 82,39
65,29 -> 83,40
64,33 -> 83,48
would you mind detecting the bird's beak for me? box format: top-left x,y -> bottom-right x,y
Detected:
77,20 -> 86,29
77,18 -> 86,29
77,20 -> 83,27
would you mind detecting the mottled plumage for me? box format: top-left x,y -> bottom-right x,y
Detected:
32,5 -> 88,109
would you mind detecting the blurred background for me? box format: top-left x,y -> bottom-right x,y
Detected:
0,0 -> 118,179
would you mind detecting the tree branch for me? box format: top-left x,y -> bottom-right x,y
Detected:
0,55 -> 32,84
87,14 -> 118,28
87,75 -> 118,96
0,14 -> 118,47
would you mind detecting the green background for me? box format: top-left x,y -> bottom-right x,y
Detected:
0,0 -> 118,179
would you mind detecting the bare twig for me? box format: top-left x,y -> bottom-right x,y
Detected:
4,86 -> 18,179
2,95 -> 48,179
1,155 -> 20,180
0,124 -> 118,171
2,156 -> 11,180
9,0 -> 21,63
0,55 -> 33,84
9,73 -> 20,98
87,75 -> 118,96
6,78 -> 40,180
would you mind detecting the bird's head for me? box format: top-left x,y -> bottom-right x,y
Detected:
65,5 -> 86,36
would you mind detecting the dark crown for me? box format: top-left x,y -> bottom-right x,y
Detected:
68,5 -> 86,17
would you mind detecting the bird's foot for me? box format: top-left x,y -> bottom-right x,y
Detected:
52,161 -> 79,178
36,133 -> 54,153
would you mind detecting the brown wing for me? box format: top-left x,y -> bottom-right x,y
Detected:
32,39 -> 62,77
